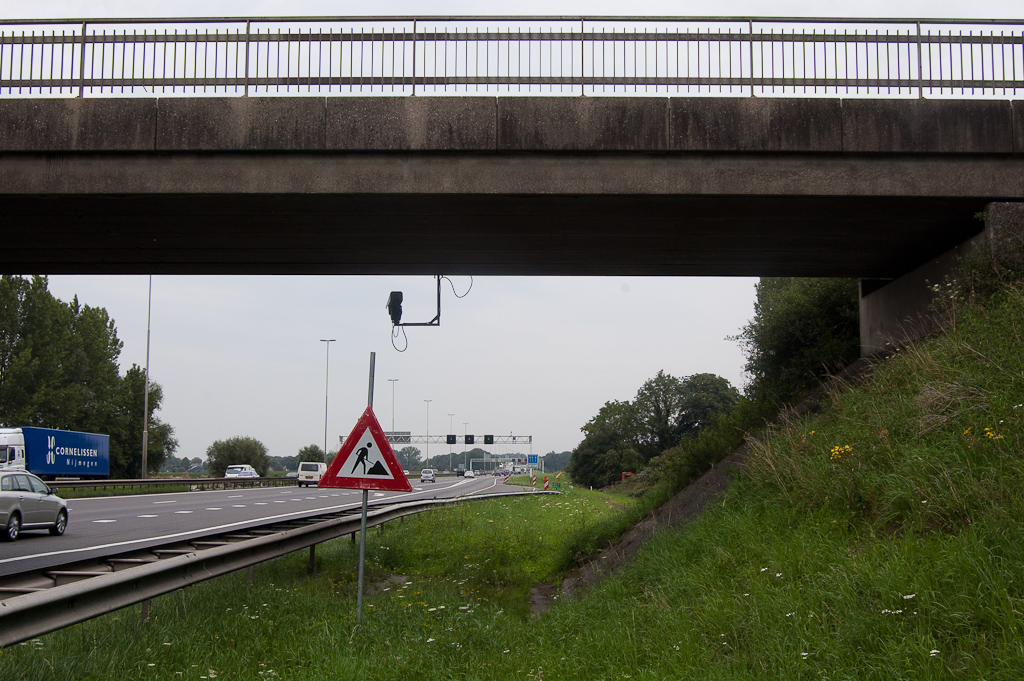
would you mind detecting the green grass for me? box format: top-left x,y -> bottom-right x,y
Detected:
4,283 -> 1024,679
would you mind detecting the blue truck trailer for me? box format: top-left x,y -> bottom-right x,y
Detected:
0,427 -> 110,479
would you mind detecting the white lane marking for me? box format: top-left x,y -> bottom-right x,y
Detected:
228,495 -> 243,499
330,494 -> 339,497
65,484 -> 300,504
255,502 -> 268,506
463,476 -> 500,497
152,500 -> 177,505
274,500 -> 287,503
137,514 -> 158,518
92,519 -> 117,523
373,493 -> 385,497
305,496 -> 316,500
318,495 -> 328,498
174,510 -> 193,514
0,500 -> 366,567
231,504 -> 246,508
206,507 -> 222,511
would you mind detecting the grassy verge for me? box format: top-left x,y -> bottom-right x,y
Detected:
6,284 -> 1023,679
0,486 -> 644,680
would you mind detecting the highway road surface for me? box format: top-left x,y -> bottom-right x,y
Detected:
0,474 -> 533,577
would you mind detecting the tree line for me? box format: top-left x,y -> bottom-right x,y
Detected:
567,277 -> 862,491
0,276 -> 177,478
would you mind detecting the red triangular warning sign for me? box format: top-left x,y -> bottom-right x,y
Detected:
320,406 -> 413,492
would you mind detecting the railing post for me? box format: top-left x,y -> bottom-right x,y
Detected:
243,20 -> 251,96
411,19 -> 417,96
749,20 -> 755,96
77,22 -> 87,98
916,21 -> 924,98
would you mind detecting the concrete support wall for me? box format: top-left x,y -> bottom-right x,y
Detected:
859,202 -> 1024,355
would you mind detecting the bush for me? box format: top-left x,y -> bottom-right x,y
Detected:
733,277 -> 860,404
205,436 -> 270,477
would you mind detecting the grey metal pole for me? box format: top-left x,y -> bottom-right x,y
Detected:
388,379 -> 399,436
320,339 -> 335,462
424,399 -> 432,465
357,351 -> 375,625
141,275 -> 152,479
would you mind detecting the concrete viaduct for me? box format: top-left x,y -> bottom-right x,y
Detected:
1,95 -> 1022,352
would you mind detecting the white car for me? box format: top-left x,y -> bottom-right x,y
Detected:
224,464 -> 258,478
464,469 -> 476,479
420,469 -> 436,483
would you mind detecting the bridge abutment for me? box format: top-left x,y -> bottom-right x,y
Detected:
859,202 -> 1024,356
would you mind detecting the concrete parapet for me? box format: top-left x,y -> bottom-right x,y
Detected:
671,98 -> 842,152
157,98 -> 326,151
327,97 -> 495,150
0,97 -> 1022,155
843,99 -> 1014,153
0,98 -> 156,151
497,97 -> 668,151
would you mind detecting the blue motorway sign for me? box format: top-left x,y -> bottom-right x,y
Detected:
528,455 -> 538,465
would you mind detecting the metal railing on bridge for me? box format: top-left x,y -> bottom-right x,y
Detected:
1,16 -> 1022,98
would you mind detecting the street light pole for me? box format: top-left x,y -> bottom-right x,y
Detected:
448,413 -> 454,474
320,339 -> 335,463
463,422 -> 469,471
141,275 -> 152,479
387,379 -> 399,437
424,399 -> 432,467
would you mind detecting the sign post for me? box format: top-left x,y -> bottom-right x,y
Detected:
319,352 -> 412,625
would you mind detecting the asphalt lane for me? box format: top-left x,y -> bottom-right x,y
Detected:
0,474 -> 529,577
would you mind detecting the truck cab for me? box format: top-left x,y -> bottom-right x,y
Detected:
0,430 -> 27,471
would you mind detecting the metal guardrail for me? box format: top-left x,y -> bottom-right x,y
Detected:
0,489 -> 555,647
1,16 -> 1022,98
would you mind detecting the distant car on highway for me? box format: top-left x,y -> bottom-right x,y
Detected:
297,461 -> 327,487
284,472 -> 298,479
464,469 -> 476,479
0,470 -> 68,541
224,464 -> 258,478
420,469 -> 436,483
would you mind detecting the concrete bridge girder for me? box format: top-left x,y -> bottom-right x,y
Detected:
1,95 -> 1022,354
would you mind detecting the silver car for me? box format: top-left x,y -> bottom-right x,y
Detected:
0,471 -> 69,541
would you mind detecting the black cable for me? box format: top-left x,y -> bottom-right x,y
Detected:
391,324 -> 408,352
440,275 -> 473,299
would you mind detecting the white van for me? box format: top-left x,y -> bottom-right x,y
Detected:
297,461 -> 327,487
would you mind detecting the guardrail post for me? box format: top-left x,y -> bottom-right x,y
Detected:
140,598 -> 151,622
308,545 -> 316,575
247,565 -> 255,585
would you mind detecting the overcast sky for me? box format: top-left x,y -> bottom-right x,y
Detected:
7,0 -> 1019,463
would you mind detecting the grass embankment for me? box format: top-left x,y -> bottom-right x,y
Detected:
5,284 -> 1024,679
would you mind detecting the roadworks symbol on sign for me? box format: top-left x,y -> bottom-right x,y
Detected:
320,406 -> 413,492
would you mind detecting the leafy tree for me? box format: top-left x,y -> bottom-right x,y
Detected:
733,277 -> 859,404
0,276 -> 177,478
567,400 -> 639,488
395,446 -> 422,469
206,436 -> 270,477
296,444 -> 326,465
542,450 -> 572,472
568,373 -> 739,488
108,365 -> 177,478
